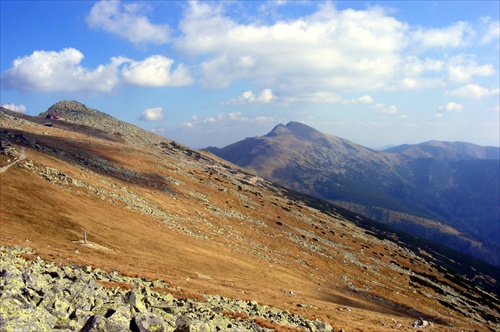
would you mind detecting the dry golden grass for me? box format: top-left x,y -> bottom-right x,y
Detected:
1,114 -> 497,332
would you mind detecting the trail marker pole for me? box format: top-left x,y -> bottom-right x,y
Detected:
84,230 -> 87,244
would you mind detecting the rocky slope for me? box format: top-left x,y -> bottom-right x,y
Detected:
206,122 -> 500,265
1,103 -> 499,331
1,246 -> 332,331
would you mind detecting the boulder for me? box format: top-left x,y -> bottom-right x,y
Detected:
131,312 -> 167,332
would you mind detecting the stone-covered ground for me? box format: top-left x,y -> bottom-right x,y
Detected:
0,246 -> 333,331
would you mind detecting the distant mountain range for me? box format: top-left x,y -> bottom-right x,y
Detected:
206,121 -> 500,265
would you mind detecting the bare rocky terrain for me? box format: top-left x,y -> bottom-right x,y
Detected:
1,101 -> 499,331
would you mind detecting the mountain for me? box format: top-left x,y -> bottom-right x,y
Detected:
39,100 -> 167,147
1,103 -> 499,331
206,121 -> 500,266
384,140 -> 500,161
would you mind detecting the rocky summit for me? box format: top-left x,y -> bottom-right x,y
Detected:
1,102 -> 499,331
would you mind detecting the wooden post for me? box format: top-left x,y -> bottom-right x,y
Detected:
83,230 -> 87,244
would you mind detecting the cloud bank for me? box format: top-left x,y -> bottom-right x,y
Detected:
1,1 -> 498,106
175,1 -> 498,101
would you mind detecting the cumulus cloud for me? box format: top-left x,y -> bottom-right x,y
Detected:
446,84 -> 497,98
224,89 -> 275,105
3,2 -> 496,106
86,0 -> 170,44
1,48 -> 127,92
139,107 -> 163,121
445,56 -> 495,84
1,49 -> 192,92
1,103 -> 27,113
439,102 -> 463,112
121,55 -> 193,87
173,1 -> 496,103
177,2 -> 407,92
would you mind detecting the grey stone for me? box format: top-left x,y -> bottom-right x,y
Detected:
79,315 -> 105,332
0,246 -> 335,332
131,312 -> 167,332
125,289 -> 148,313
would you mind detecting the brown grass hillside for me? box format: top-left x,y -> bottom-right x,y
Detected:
1,105 -> 499,331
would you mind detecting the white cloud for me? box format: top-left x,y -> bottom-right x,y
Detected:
1,48 -> 127,92
121,55 -> 193,87
445,84 -> 496,98
177,2 -> 407,93
225,88 -> 275,105
202,113 -> 223,123
381,105 -> 398,114
255,116 -> 272,122
150,127 -> 167,135
228,112 -> 249,121
479,17 -> 500,45
445,56 -> 495,84
186,111 -> 274,128
1,49 -> 192,92
371,103 -> 398,114
439,102 -> 463,112
353,95 -> 373,104
370,103 -> 386,111
1,103 -> 27,113
86,0 -> 170,44
174,2 -> 496,103
411,21 -> 473,50
139,107 -> 163,121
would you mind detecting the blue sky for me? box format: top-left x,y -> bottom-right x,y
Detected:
1,1 -> 499,149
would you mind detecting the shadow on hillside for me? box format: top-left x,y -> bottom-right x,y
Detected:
278,184 -> 500,295
320,288 -> 451,326
0,128 -> 177,197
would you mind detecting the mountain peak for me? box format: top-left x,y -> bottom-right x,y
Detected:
265,123 -> 287,137
37,100 -> 169,147
266,121 -> 321,140
41,100 -> 98,117
39,100 -> 109,125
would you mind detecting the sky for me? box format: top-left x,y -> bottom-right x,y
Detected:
1,1 -> 499,149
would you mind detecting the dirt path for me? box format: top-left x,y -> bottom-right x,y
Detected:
0,147 -> 26,174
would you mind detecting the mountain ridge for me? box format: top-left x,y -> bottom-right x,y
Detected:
206,121 -> 500,266
384,140 -> 500,161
